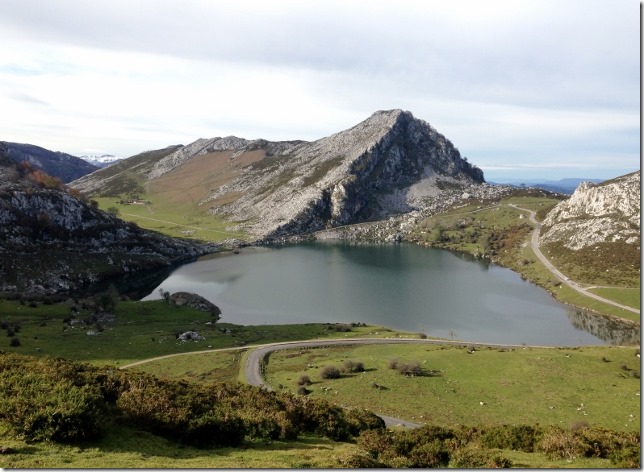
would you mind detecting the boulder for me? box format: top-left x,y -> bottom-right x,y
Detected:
169,292 -> 222,321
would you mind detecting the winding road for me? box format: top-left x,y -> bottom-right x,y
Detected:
509,204 -> 639,315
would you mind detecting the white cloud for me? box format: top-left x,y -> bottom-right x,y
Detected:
0,0 -> 638,179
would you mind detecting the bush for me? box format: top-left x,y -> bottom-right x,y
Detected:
344,408 -> 385,437
388,358 -> 399,370
342,360 -> 365,373
0,371 -> 105,443
320,365 -> 341,379
537,427 -> 586,460
9,337 -> 20,347
610,443 -> 641,468
450,446 -> 513,468
396,361 -> 422,377
407,440 -> 451,468
297,375 -> 312,386
337,452 -> 385,468
297,386 -> 310,395
358,429 -> 395,458
481,424 -> 543,453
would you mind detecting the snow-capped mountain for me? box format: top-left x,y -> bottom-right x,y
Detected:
80,154 -> 122,168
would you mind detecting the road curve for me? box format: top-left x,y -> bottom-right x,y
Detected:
244,337 -> 542,428
509,204 -> 639,315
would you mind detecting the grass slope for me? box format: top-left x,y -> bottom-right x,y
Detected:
264,343 -> 640,433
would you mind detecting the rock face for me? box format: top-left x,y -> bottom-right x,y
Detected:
540,171 -> 640,250
0,157 -> 217,295
72,109 -> 484,240
210,110 -> 484,238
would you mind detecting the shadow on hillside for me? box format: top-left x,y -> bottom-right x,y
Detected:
91,426 -> 336,459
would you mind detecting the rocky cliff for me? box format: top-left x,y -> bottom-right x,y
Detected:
540,171 -> 640,250
0,156 -> 217,295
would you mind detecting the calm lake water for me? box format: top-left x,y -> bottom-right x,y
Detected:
142,242 -> 638,346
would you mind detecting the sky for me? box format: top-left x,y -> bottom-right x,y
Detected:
0,0 -> 639,181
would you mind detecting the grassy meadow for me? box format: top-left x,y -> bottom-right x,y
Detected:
93,195 -> 246,242
0,297 -> 400,366
262,343 -> 641,433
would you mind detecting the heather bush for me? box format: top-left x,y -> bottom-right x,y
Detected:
320,365 -> 341,379
0,371 -> 105,443
481,424 -> 542,452
342,360 -> 365,373
297,374 -> 311,386
396,361 -> 422,376
450,446 -> 513,468
537,426 -> 586,460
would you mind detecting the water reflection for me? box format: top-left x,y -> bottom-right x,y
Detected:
567,310 -> 640,346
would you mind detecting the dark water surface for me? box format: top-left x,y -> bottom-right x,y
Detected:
142,242 -> 638,346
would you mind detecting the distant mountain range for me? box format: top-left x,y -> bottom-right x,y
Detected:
490,178 -> 605,195
79,154 -> 123,168
1,141 -> 99,183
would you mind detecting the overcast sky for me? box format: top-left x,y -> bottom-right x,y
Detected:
0,0 -> 639,180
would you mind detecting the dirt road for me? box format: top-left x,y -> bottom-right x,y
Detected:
509,204 -> 639,315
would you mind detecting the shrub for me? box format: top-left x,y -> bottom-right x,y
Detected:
344,408 -> 386,437
450,446 -> 513,468
9,337 -> 20,347
610,444 -> 641,468
410,440 -> 451,467
0,371 -> 105,443
342,360 -> 365,373
481,424 -> 543,453
396,361 -> 422,377
338,452 -> 385,468
388,358 -> 399,370
358,429 -> 395,458
537,427 -> 586,460
297,375 -> 311,386
297,386 -> 310,395
320,365 -> 341,379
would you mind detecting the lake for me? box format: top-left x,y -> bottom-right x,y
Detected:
142,242 -> 638,346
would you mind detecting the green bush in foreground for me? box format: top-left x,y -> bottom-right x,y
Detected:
0,352 -> 384,448
356,423 -> 640,468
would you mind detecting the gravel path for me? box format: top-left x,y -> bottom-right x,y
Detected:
510,204 -> 639,315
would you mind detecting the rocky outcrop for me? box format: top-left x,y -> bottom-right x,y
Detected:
169,291 -> 222,321
540,171 -> 640,250
0,163 -> 218,295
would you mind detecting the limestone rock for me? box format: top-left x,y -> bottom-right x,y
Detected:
540,171 -> 640,250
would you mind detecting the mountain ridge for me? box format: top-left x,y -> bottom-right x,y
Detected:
1,141 -> 99,183
72,109 -> 484,239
